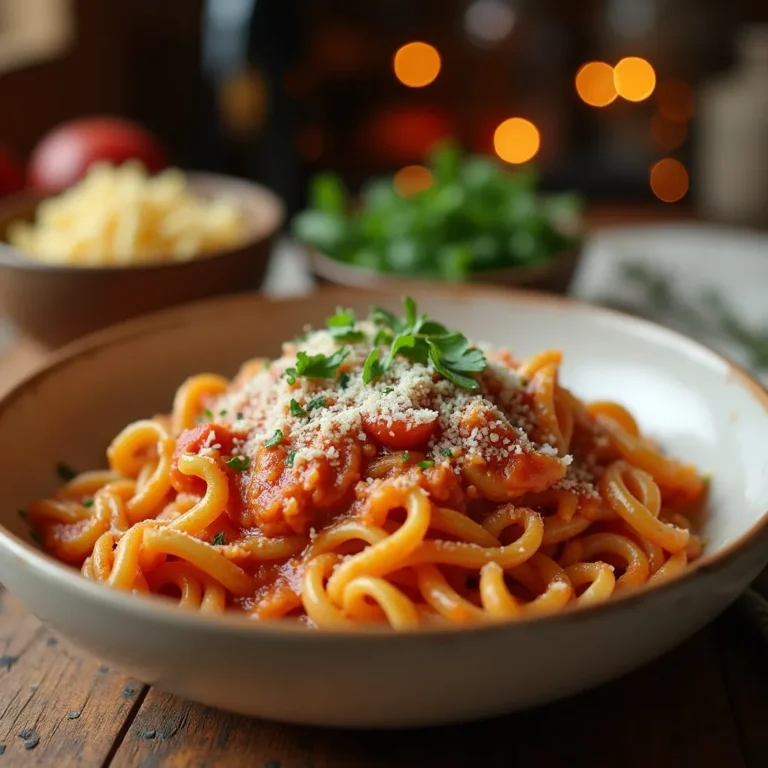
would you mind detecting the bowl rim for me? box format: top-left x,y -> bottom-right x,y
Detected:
0,171 -> 286,274
1,282 -> 767,641
304,240 -> 582,284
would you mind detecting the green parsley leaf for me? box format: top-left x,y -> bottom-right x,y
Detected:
236,411 -> 244,420
427,332 -> 486,390
290,399 -> 307,418
373,328 -> 393,347
307,396 -> 327,411
17,509 -> 27,522
417,460 -> 435,469
285,349 -> 349,382
401,451 -> 409,462
326,308 -> 365,343
264,430 -> 284,448
204,408 -> 213,420
226,455 -> 250,470
82,498 -> 94,508
371,306 -> 405,333
219,409 -> 228,416
285,450 -> 296,467
56,462 -> 77,481
363,349 -> 385,383
440,448 -> 454,457
338,372 -> 350,389
212,532 -> 226,546
384,387 -> 394,394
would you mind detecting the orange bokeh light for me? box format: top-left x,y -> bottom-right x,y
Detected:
393,165 -> 434,198
575,61 -> 617,107
655,79 -> 694,122
614,57 -> 656,102
493,118 -> 540,164
650,158 -> 689,203
393,42 -> 441,88
650,114 -> 687,150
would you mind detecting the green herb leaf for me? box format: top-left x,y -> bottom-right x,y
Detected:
326,308 -> 365,343
440,448 -> 454,457
236,411 -> 244,420
417,460 -> 435,469
264,430 -> 284,448
427,332 -> 486,390
56,462 -> 77,481
373,328 -> 393,347
401,451 -> 409,462
363,349 -> 385,384
285,450 -> 296,467
338,372 -> 350,389
204,408 -> 213,420
384,387 -> 394,394
307,396 -> 327,411
212,532 -> 226,546
226,455 -> 251,470
82,498 -> 94,508
290,399 -> 307,418
219,409 -> 228,416
286,349 -> 349,381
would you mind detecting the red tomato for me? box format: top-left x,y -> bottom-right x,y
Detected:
28,116 -> 167,193
361,414 -> 438,450
0,144 -> 24,197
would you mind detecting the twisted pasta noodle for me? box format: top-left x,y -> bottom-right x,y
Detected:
27,317 -> 707,629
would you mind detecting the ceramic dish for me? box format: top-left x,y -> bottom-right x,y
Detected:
305,244 -> 581,295
0,286 -> 766,728
0,173 -> 285,347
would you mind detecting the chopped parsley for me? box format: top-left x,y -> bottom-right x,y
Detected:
285,450 -> 296,467
225,455 -> 250,470
440,448 -> 454,457
56,462 -> 77,481
369,297 -> 486,390
289,399 -> 307,418
401,451 -> 409,463
417,460 -> 435,469
264,430 -> 284,448
384,387 -> 394,394
282,348 -> 349,384
362,349 -> 385,384
212,532 -> 226,546
204,408 -> 213,420
307,396 -> 326,411
219,409 -> 228,416
82,498 -> 94,508
236,411 -> 244,420
326,308 -> 365,343
338,372 -> 350,389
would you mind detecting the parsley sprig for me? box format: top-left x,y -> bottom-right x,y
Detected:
326,308 -> 365,343
282,348 -> 349,384
364,297 -> 486,389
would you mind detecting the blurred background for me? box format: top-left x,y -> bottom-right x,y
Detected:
0,0 -> 768,365
1,0 -> 768,220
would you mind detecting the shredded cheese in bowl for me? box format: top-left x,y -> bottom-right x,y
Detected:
7,162 -> 248,267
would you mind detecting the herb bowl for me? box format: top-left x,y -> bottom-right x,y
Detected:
0,173 -> 285,348
305,241 -> 582,294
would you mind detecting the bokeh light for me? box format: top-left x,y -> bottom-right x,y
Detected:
614,57 -> 656,102
650,158 -> 689,203
393,165 -> 434,198
650,114 -> 687,150
575,61 -> 618,107
493,118 -> 540,164
393,42 -> 441,88
655,79 -> 694,122
464,0 -> 516,46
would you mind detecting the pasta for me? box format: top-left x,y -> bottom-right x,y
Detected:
26,297 -> 707,630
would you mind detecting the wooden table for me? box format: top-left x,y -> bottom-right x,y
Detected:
1,339 -> 767,768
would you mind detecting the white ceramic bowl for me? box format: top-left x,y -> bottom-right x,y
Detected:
0,286 -> 767,728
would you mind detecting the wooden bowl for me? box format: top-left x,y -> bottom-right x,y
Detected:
305,243 -> 582,294
0,173 -> 285,347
